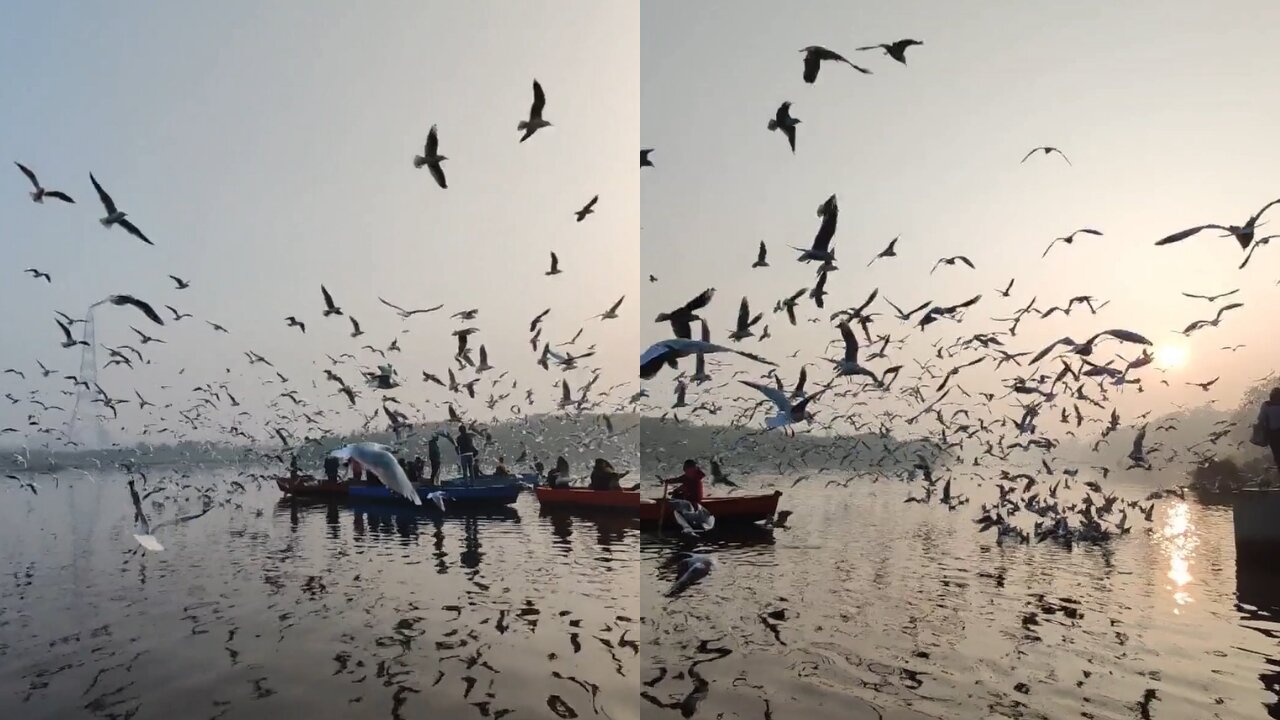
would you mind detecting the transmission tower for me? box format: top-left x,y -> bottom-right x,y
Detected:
67,303 -> 107,449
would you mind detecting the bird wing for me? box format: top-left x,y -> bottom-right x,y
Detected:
56,319 -> 73,342
117,219 -> 153,245
322,285 -> 336,310
608,295 -> 625,313
425,125 -> 439,156
550,251 -> 559,270
116,295 -> 165,326
739,380 -> 791,411
1090,329 -> 1152,347
802,53 -> 820,83
379,297 -> 407,314
838,321 -> 859,363
810,196 -> 838,253
1247,198 -> 1280,228
584,195 -> 599,211
15,162 -> 39,189
677,288 -> 716,315
429,162 -> 447,189
757,240 -> 767,263
350,316 -> 361,333
736,297 -> 751,330
1214,302 -> 1244,321
1029,337 -> 1075,365
530,79 -> 546,117
89,173 -> 117,214
907,300 -> 932,317
1020,148 -> 1039,163
1155,225 -> 1223,246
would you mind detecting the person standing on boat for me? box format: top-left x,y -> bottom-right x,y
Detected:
323,455 -> 341,484
427,435 -> 442,484
349,459 -> 364,483
1259,387 -> 1280,476
589,458 -> 629,490
661,459 -> 705,506
455,424 -> 478,480
288,454 -> 301,481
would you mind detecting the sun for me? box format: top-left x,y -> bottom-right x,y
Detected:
1154,343 -> 1189,370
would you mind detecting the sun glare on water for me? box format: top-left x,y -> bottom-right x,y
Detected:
1154,344 -> 1189,370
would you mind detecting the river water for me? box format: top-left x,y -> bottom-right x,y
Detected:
641,474 -> 1280,720
0,470 -> 639,720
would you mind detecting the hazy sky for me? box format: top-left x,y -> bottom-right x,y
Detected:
640,1 -> 1278,424
1,2 -> 638,445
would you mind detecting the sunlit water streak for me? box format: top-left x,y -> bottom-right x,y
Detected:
0,470 -> 639,719
641,476 -> 1279,720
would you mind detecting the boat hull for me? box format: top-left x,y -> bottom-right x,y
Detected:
535,486 -> 640,510
276,476 -> 520,505
639,491 -> 782,525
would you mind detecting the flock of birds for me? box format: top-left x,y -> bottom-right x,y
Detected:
4,77 -> 639,551
638,38 -> 1278,596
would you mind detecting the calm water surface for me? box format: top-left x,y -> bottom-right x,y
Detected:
641,475 -> 1280,720
0,469 -> 639,719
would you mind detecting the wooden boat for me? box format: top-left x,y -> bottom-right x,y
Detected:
535,486 -> 640,510
275,476 -> 519,506
639,491 -> 782,526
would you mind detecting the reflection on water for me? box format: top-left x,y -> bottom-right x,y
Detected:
643,477 -> 1280,720
0,470 -> 638,719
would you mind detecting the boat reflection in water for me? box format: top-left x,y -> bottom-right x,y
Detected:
1235,513 -> 1280,719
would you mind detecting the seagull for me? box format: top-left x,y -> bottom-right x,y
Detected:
424,490 -> 446,512
518,79 -> 551,142
831,321 -> 880,383
1181,289 -> 1239,302
740,379 -> 826,430
664,552 -> 716,596
545,252 -> 562,276
767,101 -> 800,153
574,195 -> 599,222
24,268 -> 51,283
106,295 -> 164,325
379,297 -> 443,318
56,320 -> 87,349
349,317 -> 364,338
931,256 -> 975,273
130,326 -> 164,345
792,194 -> 838,268
655,288 -> 715,339
995,279 -> 1016,297
1021,147 -> 1071,166
752,240 -> 769,268
1155,199 -> 1280,250
413,124 -> 448,189
1186,377 -> 1219,392
206,321 -> 229,333
640,339 -> 774,380
89,173 -> 153,244
855,39 -> 924,64
800,46 -> 871,83
1179,302 -> 1243,335
641,149 -> 654,167
330,443 -> 420,505
884,297 -> 931,322
809,269 -> 829,308
1029,329 -> 1153,364
1042,229 -> 1103,258
530,308 -> 551,331
169,275 -> 191,289
475,345 -> 493,373
1239,235 -> 1277,269
127,479 -> 213,551
285,316 -> 306,333
593,295 -> 625,320
1128,425 -> 1150,468
867,236 -> 899,266
728,297 -> 763,341
15,163 -> 74,203
321,285 -> 342,316
364,364 -> 401,391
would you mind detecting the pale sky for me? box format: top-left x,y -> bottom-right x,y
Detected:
1,2 -> 638,445
640,1 -> 1278,424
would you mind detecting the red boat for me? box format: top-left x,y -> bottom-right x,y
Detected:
639,491 -> 782,526
535,486 -> 640,510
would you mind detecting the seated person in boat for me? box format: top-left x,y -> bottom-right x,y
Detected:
493,456 -> 512,476
350,459 -> 364,483
589,458 -> 629,490
323,455 -> 341,484
661,459 -> 705,505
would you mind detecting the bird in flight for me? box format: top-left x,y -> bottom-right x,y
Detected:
655,288 -> 715,339
15,162 -> 74,204
641,149 -> 654,167
378,297 -> 442,318
1155,198 -> 1280,250
1180,289 -> 1238,302
767,101 -> 801,153
593,295 -> 625,321
799,46 -> 871,83
575,195 -> 599,222
1021,146 -> 1071,166
545,252 -> 562,276
106,294 -> 164,325
1178,302 -> 1243,335
321,285 -> 342,316
1042,228 -> 1103,258
792,194 -> 839,270
752,240 -> 769,268
931,255 -> 975,274
518,79 -> 551,142
56,319 -> 88,349
89,173 -> 153,245
728,297 -> 764,341
169,275 -> 190,289
285,316 -> 306,333
413,125 -> 448,189
856,39 -> 924,65
867,236 -> 899,266
24,268 -> 51,283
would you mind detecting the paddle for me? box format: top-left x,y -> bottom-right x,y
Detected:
656,474 -> 669,536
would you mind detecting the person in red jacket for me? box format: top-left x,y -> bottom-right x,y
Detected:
662,459 -> 705,506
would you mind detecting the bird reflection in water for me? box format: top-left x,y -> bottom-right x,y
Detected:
1160,500 -> 1197,612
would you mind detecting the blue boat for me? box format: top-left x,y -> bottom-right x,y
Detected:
347,482 -> 520,505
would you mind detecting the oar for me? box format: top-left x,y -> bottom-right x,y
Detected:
656,474 -> 669,535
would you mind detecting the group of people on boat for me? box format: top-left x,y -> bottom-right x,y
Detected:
288,423 -> 512,489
